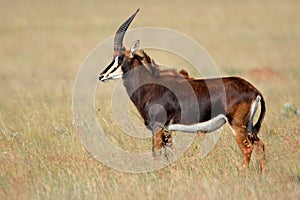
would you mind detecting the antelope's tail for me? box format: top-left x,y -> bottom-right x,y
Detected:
247,95 -> 266,135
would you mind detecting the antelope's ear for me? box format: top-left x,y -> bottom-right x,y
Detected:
130,39 -> 140,55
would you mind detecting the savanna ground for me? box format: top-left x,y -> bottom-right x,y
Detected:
1,0 -> 300,199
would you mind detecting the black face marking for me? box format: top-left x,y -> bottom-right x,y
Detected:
110,65 -> 119,73
109,55 -> 124,74
101,58 -> 115,74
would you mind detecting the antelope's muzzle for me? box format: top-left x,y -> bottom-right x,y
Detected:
99,56 -> 123,82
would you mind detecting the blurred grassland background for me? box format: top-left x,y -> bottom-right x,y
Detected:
0,0 -> 300,199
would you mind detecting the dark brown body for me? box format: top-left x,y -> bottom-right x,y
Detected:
120,50 -> 266,172
122,51 -> 265,131
126,75 -> 264,130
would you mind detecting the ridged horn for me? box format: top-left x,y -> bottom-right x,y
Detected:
114,9 -> 140,55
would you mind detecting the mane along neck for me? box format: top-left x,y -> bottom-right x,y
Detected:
122,50 -> 190,103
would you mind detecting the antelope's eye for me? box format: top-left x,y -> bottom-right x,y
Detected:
118,54 -> 124,65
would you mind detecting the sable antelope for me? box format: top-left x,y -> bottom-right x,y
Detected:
99,9 -> 266,172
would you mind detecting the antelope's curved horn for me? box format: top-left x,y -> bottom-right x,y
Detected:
114,9 -> 140,55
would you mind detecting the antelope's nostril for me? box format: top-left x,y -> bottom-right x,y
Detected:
99,75 -> 104,81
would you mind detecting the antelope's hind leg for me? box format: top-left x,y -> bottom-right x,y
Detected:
231,125 -> 266,173
231,125 -> 253,171
252,135 -> 267,173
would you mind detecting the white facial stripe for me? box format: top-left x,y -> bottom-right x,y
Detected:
107,65 -> 123,79
101,56 -> 123,81
105,57 -> 119,75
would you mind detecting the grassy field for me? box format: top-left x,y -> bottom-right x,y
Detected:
1,0 -> 300,199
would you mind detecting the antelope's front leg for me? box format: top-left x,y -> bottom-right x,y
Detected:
152,129 -> 164,158
162,130 -> 173,159
162,130 -> 173,148
152,129 -> 173,159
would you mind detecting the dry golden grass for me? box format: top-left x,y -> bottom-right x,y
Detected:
0,0 -> 299,199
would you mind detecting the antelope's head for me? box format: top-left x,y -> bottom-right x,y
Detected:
99,9 -> 153,82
